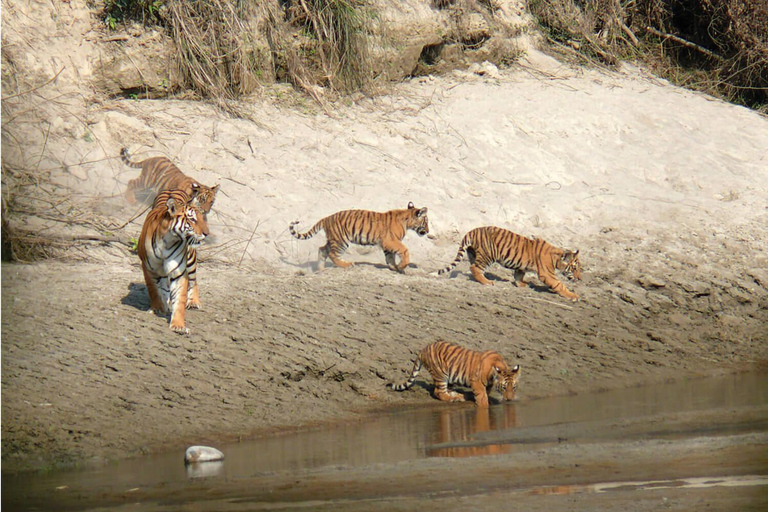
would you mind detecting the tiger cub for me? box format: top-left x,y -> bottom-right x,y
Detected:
389,341 -> 520,408
289,202 -> 429,272
138,189 -> 209,334
437,226 -> 581,301
121,148 -> 219,215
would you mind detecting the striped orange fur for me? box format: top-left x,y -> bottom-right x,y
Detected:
138,190 -> 209,334
437,226 -> 581,301
389,341 -> 520,408
289,202 -> 429,272
122,148 -> 219,214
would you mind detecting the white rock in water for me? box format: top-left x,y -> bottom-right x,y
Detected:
185,445 -> 225,464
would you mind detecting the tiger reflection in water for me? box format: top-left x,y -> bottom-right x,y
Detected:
426,405 -> 518,458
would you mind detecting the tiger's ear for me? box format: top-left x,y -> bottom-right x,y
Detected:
407,201 -> 415,209
166,197 -> 179,216
511,364 -> 520,373
416,207 -> 428,217
190,183 -> 201,199
574,249 -> 579,257
211,184 -> 220,194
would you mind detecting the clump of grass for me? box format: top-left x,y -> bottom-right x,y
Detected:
528,0 -> 767,109
103,0 -> 165,30
166,0 -> 268,99
268,0 -> 373,95
165,0 -> 372,101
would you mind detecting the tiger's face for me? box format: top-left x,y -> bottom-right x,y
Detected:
560,249 -> 581,280
406,201 -> 429,236
167,197 -> 209,248
190,183 -> 220,215
494,364 -> 521,401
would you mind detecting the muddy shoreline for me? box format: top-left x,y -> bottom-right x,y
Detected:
3,254 -> 767,474
3,379 -> 767,511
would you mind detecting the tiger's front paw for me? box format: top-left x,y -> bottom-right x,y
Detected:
170,324 -> 189,335
187,301 -> 201,310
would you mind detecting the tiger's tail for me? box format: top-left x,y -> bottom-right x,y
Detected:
436,232 -> 472,275
120,148 -> 143,168
289,220 -> 323,240
388,358 -> 423,391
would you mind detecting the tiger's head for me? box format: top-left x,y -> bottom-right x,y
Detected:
190,183 -> 220,215
405,201 -> 429,236
166,195 -> 209,248
493,364 -> 521,401
559,249 -> 581,281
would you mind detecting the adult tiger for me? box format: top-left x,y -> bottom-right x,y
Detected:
289,202 -> 429,272
437,226 -> 581,301
121,148 -> 219,215
388,341 -> 520,408
138,189 -> 209,334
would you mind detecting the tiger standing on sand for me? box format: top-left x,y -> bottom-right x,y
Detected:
436,226 -> 581,301
121,148 -> 219,215
289,202 -> 429,272
138,189 -> 209,334
389,341 -> 520,408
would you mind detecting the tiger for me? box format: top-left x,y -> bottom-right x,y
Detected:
121,148 -> 219,215
289,202 -> 429,272
437,226 -> 581,301
138,189 -> 209,334
388,341 -> 520,408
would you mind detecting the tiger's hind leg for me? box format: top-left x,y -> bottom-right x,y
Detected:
125,179 -> 140,204
384,250 -> 398,270
328,241 -> 353,268
433,380 -> 466,403
467,248 -> 494,285
513,269 -> 528,288
470,264 -> 494,285
382,239 -> 409,273
430,372 -> 465,402
317,243 -> 331,269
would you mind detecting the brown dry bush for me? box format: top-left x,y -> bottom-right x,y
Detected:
528,0 -> 767,109
164,0 -> 372,100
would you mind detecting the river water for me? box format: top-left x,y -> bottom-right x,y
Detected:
4,371 -> 767,511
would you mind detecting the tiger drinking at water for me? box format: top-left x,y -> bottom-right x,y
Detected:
389,341 -> 520,408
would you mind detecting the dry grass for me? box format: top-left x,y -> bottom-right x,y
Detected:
164,0 -> 372,101
528,0 -> 767,109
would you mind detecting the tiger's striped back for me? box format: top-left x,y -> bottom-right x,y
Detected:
289,202 -> 429,272
122,148 -> 219,214
437,226 -> 581,301
389,341 -> 520,408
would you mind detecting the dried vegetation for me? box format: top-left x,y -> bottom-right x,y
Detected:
529,0 -> 767,110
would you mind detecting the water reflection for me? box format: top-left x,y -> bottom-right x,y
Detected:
426,406 -> 518,458
3,371 -> 766,510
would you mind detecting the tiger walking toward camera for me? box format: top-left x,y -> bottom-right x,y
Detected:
437,226 -> 581,301
138,189 -> 209,334
388,341 -> 520,408
121,148 -> 219,214
289,202 -> 429,272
